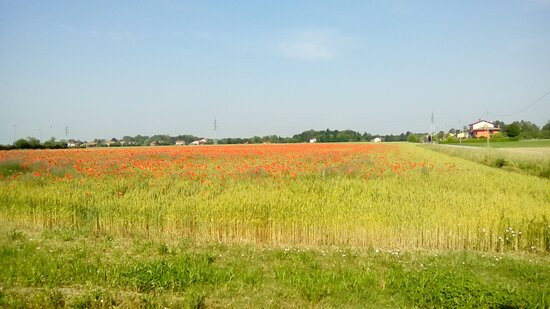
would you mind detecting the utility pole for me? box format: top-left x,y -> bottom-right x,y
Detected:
485,123 -> 490,148
213,118 -> 218,145
430,112 -> 434,143
65,125 -> 69,139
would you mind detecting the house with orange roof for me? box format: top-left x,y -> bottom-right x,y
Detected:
468,120 -> 501,138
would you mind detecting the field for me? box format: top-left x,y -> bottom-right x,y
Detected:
1,143 -> 549,307
448,139 -> 550,148
427,144 -> 550,179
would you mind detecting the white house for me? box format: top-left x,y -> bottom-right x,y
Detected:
175,140 -> 186,146
373,137 -> 382,143
309,138 -> 317,143
468,120 -> 501,138
190,138 -> 207,146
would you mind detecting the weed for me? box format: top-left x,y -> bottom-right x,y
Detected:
8,229 -> 25,241
0,159 -> 27,177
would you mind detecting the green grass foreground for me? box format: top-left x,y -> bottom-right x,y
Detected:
1,224 -> 549,308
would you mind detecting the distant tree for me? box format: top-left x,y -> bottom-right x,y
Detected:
93,139 -> 106,147
43,137 -> 66,149
13,137 -> 42,149
132,135 -> 149,146
27,137 -> 41,148
407,134 -> 419,143
13,138 -> 31,149
505,122 -> 521,137
493,120 -> 506,129
148,135 -> 172,146
517,121 -> 539,139
539,120 -> 550,139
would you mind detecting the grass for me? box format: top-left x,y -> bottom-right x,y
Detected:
446,139 -> 550,148
0,223 -> 548,308
1,143 -> 549,306
0,158 -> 27,177
426,143 -> 550,179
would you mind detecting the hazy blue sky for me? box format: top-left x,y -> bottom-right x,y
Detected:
1,0 -> 549,143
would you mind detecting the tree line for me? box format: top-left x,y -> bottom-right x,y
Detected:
1,119 -> 548,150
0,129 -> 413,150
495,120 -> 550,139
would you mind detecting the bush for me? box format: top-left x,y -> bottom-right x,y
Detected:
407,135 -> 419,143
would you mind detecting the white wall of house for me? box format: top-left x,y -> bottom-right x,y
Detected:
471,121 -> 494,130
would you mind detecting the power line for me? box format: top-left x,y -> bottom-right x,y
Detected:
434,89 -> 549,134
489,88 -> 550,118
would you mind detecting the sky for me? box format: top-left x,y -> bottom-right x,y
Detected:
1,0 -> 550,143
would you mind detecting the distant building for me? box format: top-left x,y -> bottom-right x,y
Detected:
190,138 -> 207,146
309,138 -> 317,143
175,140 -> 186,146
120,140 -> 136,146
468,120 -> 501,138
67,139 -> 81,148
373,137 -> 382,143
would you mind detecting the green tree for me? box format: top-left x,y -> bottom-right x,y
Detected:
13,137 -> 42,149
407,134 -> 419,143
13,138 -> 31,149
539,120 -> 550,139
518,121 -> 539,139
505,122 -> 521,137
43,137 -> 66,149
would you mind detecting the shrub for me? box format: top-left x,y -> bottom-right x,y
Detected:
407,134 -> 419,143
